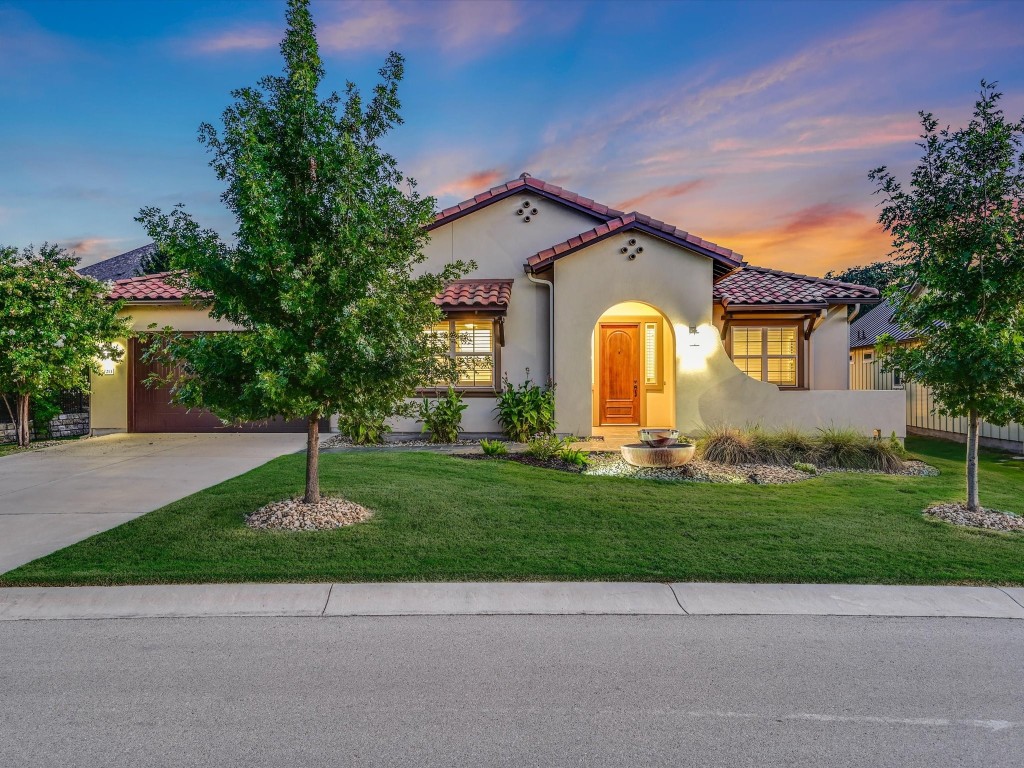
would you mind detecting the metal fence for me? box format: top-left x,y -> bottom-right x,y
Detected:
851,362 -> 1024,445
0,390 -> 90,424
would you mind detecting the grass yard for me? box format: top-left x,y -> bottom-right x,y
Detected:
2,437 -> 1023,587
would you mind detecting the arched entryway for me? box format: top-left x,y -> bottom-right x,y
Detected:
592,301 -> 676,430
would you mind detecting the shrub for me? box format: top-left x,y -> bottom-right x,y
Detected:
775,427 -> 816,463
417,387 -> 467,443
793,461 -> 817,474
864,439 -> 906,472
697,425 -> 756,464
889,431 -> 907,458
558,446 -> 589,467
524,434 -> 573,460
29,394 -> 61,440
336,410 -> 391,445
493,372 -> 556,442
749,427 -> 790,465
813,427 -> 870,469
479,438 -> 508,457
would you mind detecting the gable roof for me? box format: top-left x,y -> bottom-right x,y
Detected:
849,297 -> 917,348
434,279 -> 513,312
525,212 -> 744,277
714,265 -> 879,310
429,175 -> 624,231
78,243 -> 157,282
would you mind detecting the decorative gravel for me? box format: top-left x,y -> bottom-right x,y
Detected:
924,502 -> 1024,532
245,497 -> 373,531
321,435 -> 481,449
582,453 -> 809,484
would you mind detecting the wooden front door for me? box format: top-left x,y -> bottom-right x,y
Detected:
599,323 -> 641,425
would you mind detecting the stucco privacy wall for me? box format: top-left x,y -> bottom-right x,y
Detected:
811,307 -> 851,389
89,304 -> 240,434
551,231 -> 905,438
393,195 -> 603,433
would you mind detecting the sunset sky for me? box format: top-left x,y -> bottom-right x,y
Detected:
3,0 -> 1023,275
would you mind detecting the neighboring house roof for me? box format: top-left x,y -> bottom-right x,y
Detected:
849,297 -> 917,348
435,279 -> 513,312
108,272 -> 205,302
429,175 -> 625,231
713,266 -> 880,310
78,243 -> 157,282
525,212 -> 744,278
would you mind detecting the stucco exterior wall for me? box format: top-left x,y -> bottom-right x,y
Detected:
549,231 -> 904,438
391,195 -> 605,433
88,304 -> 240,435
811,306 -> 851,389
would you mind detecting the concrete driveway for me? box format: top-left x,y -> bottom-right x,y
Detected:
0,433 -> 306,574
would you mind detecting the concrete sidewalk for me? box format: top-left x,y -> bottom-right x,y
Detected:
1,581 -> 1023,621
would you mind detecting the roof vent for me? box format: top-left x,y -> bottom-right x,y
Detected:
519,172 -> 531,179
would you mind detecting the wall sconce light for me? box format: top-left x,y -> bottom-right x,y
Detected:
98,342 -> 123,375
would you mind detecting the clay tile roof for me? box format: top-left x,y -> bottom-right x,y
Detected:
434,279 -> 513,312
713,265 -> 880,309
107,272 -> 208,302
428,176 -> 626,231
525,213 -> 744,276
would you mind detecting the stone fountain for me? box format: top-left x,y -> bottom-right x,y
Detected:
620,429 -> 695,468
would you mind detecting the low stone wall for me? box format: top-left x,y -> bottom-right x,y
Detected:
0,412 -> 90,444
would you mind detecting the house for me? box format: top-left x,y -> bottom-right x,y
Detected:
850,298 -> 1023,452
87,174 -> 905,438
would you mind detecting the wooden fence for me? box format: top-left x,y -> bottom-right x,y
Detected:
851,361 -> 1024,448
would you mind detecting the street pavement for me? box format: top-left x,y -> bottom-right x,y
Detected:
1,614 -> 1021,767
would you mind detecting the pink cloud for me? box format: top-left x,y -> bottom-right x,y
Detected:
615,179 -> 708,213
190,0 -> 533,58
433,168 -> 506,199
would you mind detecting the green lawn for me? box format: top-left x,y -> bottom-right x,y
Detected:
3,437 -> 1023,587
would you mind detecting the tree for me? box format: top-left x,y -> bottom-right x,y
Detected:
137,0 -> 468,505
0,243 -> 130,447
139,245 -> 171,275
870,81 -> 1024,512
824,260 -> 901,292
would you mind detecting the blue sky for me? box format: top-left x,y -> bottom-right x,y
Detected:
2,0 -> 1023,274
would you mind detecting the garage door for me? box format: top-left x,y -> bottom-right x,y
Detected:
129,337 -> 315,433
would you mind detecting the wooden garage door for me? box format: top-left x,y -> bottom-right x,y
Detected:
129,337 -> 313,433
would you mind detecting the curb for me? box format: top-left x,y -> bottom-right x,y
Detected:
1,582 -> 1023,621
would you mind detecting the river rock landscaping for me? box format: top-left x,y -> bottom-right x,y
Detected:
246,496 -> 373,531
924,502 -> 1024,533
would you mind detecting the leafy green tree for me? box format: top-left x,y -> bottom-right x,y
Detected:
137,0 -> 468,504
870,81 -> 1024,511
139,245 -> 171,275
0,243 -> 130,446
824,260 -> 900,291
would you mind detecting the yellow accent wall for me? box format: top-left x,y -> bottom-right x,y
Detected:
88,303 -> 240,435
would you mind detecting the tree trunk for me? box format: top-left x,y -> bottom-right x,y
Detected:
16,394 -> 30,448
304,412 -> 320,505
966,408 -> 980,512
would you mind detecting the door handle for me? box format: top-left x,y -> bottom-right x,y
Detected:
633,380 -> 638,396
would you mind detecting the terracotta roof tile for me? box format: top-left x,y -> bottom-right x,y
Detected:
434,279 -> 513,312
713,266 -> 879,309
525,213 -> 744,276
108,272 -> 209,302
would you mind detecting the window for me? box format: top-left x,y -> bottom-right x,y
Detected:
864,352 -> 873,362
427,318 -> 495,389
731,326 -> 800,387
